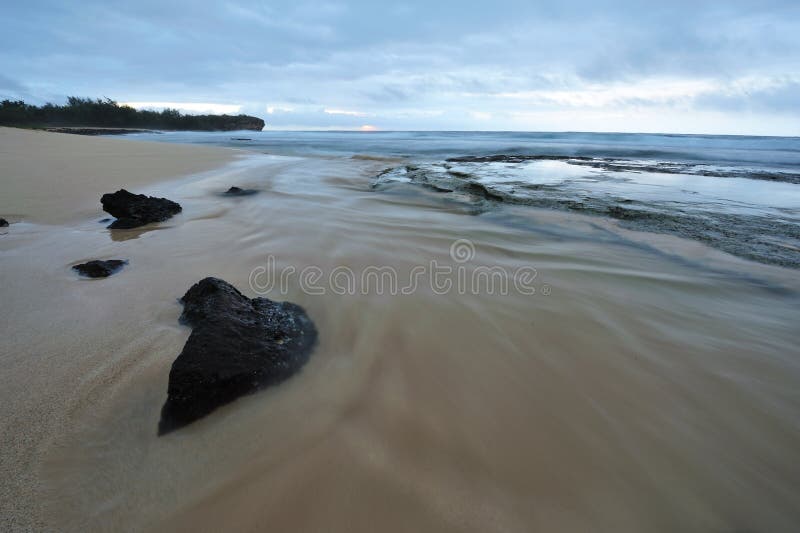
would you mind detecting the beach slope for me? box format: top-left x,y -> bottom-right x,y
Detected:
0,127 -> 236,225
0,127 -> 241,530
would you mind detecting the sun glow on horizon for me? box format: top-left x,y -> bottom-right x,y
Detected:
359,125 -> 378,131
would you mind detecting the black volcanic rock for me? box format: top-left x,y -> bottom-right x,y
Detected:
223,186 -> 258,196
0,218 -> 8,227
100,189 -> 182,229
158,277 -> 318,435
446,154 -> 593,163
72,259 -> 127,278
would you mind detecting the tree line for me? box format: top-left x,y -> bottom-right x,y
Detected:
0,97 -> 264,131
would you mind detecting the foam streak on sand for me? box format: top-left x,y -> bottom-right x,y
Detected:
1,128 -> 800,532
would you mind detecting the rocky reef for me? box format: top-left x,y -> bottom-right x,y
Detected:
446,154 -> 800,184
373,157 -> 800,269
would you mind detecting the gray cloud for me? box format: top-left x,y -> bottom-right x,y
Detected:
0,75 -> 29,100
694,80 -> 800,113
1,0 -> 799,133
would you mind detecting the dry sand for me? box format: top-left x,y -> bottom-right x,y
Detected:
0,127 -> 236,225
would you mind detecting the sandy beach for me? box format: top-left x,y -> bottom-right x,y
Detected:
0,127 -> 237,225
2,128 -> 800,532
0,127 -> 240,529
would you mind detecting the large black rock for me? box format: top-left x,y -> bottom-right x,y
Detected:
158,277 -> 318,435
72,259 -> 127,278
0,218 -> 8,227
100,189 -> 182,229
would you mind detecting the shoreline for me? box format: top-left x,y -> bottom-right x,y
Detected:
0,127 -> 251,530
0,127 -> 240,226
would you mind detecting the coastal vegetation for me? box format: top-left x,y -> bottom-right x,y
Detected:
0,97 -> 264,131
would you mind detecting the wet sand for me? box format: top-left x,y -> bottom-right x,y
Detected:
1,129 -> 800,532
0,127 -> 238,529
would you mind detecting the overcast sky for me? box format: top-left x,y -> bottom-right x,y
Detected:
1,0 -> 799,134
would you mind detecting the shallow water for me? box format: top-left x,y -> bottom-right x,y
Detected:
131,130 -> 800,169
373,157 -> 800,267
136,131 -> 800,267
2,134 -> 800,531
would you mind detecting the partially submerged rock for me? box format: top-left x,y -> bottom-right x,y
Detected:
223,186 -> 258,196
158,277 -> 318,435
0,218 -> 8,227
446,154 -> 800,185
372,159 -> 800,268
101,189 -> 182,229
72,259 -> 128,278
446,154 -> 593,164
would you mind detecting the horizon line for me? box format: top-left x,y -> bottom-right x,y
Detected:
250,128 -> 800,139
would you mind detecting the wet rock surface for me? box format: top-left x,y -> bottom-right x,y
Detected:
100,189 -> 182,229
72,259 -> 128,278
223,186 -> 258,196
0,218 -> 8,227
158,277 -> 318,435
447,154 -> 593,164
373,157 -> 800,268
446,154 -> 800,184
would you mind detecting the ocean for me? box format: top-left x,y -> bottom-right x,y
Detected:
132,130 -> 800,268
132,130 -> 800,167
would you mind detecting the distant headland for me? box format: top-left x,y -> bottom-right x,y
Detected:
0,97 -> 265,133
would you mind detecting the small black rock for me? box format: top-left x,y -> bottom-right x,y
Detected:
101,189 -> 182,229
223,186 -> 258,196
0,218 -> 8,227
158,277 -> 317,435
72,259 -> 128,278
